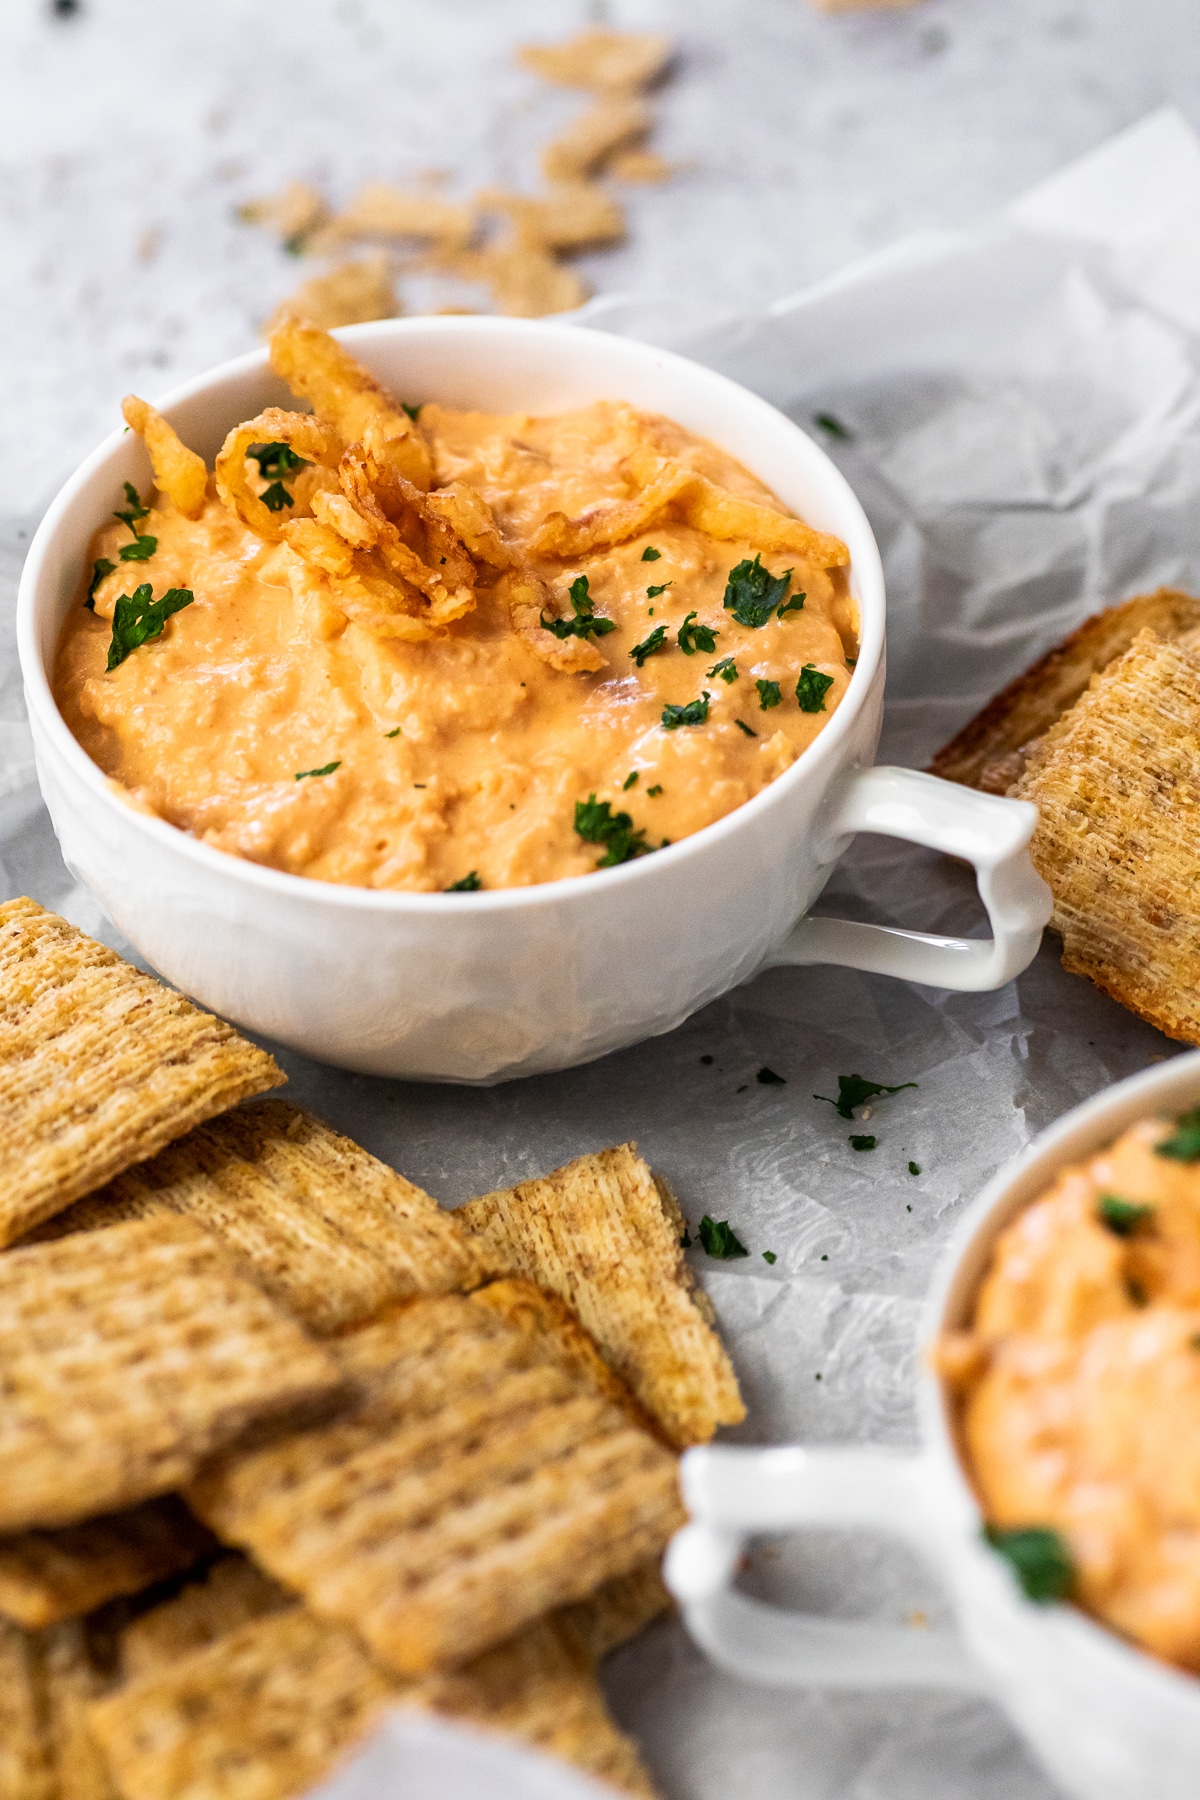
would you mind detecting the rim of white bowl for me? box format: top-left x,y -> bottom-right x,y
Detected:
916,1045 -> 1200,1697
17,315 -> 886,914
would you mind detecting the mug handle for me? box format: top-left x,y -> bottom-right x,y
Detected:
664,1444 -> 990,1693
763,766 -> 1052,991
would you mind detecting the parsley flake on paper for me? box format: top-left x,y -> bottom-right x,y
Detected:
574,794 -> 650,868
734,719 -> 757,737
815,1074 -> 917,1119
446,871 -> 482,891
849,1135 -> 877,1152
677,611 -> 718,655
85,558 -> 115,610
697,1215 -> 749,1260
295,761 -> 341,780
661,692 -> 710,730
908,1161 -> 921,1176
797,664 -> 835,713
641,546 -> 662,561
543,575 -> 617,641
814,412 -> 853,442
1097,1194 -> 1155,1237
106,584 -> 194,672
756,1066 -> 786,1086
707,655 -> 738,684
1156,1108 -> 1200,1162
630,624 -> 667,667
756,679 -> 782,711
723,555 -> 794,628
762,1250 -> 777,1265
984,1526 -> 1074,1604
647,581 -> 674,600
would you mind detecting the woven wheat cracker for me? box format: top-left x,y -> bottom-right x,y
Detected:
0,1216 -> 343,1532
0,898 -> 281,1245
0,1498 -> 214,1631
120,1556 -> 294,1684
39,1100 -> 485,1332
460,1145 -> 743,1448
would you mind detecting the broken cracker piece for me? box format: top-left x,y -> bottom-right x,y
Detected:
540,97 -> 654,184
0,1499 -> 215,1632
120,1556 -> 293,1683
0,1216 -> 344,1533
266,255 -> 398,336
0,897 -> 282,1247
237,181 -> 330,251
929,588 -> 1200,793
477,184 -> 626,253
0,1618 -> 53,1800
89,1605 -> 395,1800
38,1100 -> 485,1333
519,29 -> 672,94
187,1293 -> 683,1677
329,182 -> 476,250
1014,628 -> 1200,1044
607,147 -> 675,184
459,1144 -> 744,1449
39,1620 -> 118,1800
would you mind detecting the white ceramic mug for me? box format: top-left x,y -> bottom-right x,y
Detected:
17,317 -> 1052,1083
665,1050 -> 1200,1800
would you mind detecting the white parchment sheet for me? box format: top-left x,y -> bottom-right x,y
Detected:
8,108 -> 1200,1800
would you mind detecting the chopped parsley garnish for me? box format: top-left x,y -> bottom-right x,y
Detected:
677,611 -> 718,655
796,664 -> 835,712
119,534 -> 158,562
778,591 -> 807,618
623,771 -> 639,790
707,656 -> 738,684
661,692 -> 710,730
113,481 -> 149,533
248,441 -> 309,513
574,794 -> 650,867
85,558 -> 115,610
850,1135 -> 877,1151
401,402 -> 422,422
697,1215 -> 749,1260
385,727 -> 401,738
908,1161 -> 921,1176
762,1250 -> 777,1265
723,554 -> 794,628
647,784 -> 663,797
106,584 -> 194,672
734,719 -> 757,738
647,581 -> 673,599
1156,1108 -> 1200,1162
641,545 -> 661,561
630,624 -> 667,666
543,575 -> 617,641
814,412 -> 852,441
756,1066 -> 786,1085
814,1074 -> 917,1119
984,1526 -> 1074,1603
1097,1194 -> 1154,1237
295,761 -> 341,780
446,871 -> 482,891
756,679 -> 782,710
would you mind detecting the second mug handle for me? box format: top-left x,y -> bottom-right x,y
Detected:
764,765 -> 1052,992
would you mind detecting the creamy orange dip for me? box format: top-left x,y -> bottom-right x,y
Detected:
55,393 -> 856,892
942,1111 -> 1200,1669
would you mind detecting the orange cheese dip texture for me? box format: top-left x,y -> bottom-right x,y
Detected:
55,388 -> 856,892
945,1113 -> 1200,1670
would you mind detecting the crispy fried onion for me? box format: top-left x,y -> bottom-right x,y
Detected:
121,396 -> 209,521
532,444 -> 850,570
268,315 -> 432,492
499,567 -> 606,673
215,409 -> 339,543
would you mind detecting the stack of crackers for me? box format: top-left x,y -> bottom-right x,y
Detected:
0,895 -> 744,1800
930,588 -> 1200,1045
241,27 -> 676,329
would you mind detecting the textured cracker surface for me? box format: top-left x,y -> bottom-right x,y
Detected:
459,1145 -> 744,1448
37,1621 -> 117,1800
188,1294 -> 683,1676
0,1499 -> 215,1631
928,588 -> 1200,793
1015,629 -> 1200,1044
39,1101 -> 485,1333
0,1617 -> 53,1800
88,1606 -> 395,1800
120,1556 -> 294,1684
0,1216 -> 344,1532
0,898 -> 282,1245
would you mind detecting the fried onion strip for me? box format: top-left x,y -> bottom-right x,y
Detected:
499,569 -> 606,673
214,409 -> 337,542
268,316 -> 432,491
121,396 -> 209,521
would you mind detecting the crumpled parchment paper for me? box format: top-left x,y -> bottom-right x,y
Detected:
8,106 -> 1200,1800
